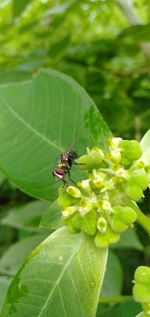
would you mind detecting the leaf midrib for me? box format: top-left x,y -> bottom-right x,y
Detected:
35,229 -> 84,317
0,95 -> 63,152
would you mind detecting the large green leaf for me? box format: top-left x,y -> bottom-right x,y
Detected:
0,69 -> 111,201
1,228 -> 108,317
0,200 -> 49,232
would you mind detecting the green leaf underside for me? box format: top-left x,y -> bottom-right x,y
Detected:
0,200 -> 50,232
1,227 -> 108,317
40,199 -> 62,229
0,69 -> 111,201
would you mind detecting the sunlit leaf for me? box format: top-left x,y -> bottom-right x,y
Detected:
40,199 -> 62,230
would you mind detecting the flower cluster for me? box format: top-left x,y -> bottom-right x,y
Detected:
58,138 -> 150,248
133,266 -> 150,316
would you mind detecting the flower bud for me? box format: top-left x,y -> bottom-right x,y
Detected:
77,179 -> 92,194
58,187 -> 78,209
124,183 -> 143,201
66,186 -> 81,198
97,217 -> 107,233
133,284 -> 150,303
77,147 -> 104,170
62,215 -> 79,233
129,170 -> 149,191
120,207 -> 137,225
110,218 -> 127,233
109,148 -> 121,163
79,198 -> 93,215
134,266 -> 150,285
71,213 -> 82,231
120,140 -> 142,165
81,210 -> 97,236
62,206 -> 77,218
109,137 -> 122,150
95,232 -> 109,248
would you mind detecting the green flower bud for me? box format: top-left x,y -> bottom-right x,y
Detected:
129,170 -> 149,191
62,206 -> 77,218
97,217 -> 107,233
62,215 -> 79,233
71,213 -> 82,231
120,140 -> 142,165
77,179 -> 92,194
66,186 -> 81,198
109,137 -> 122,150
120,207 -> 137,225
110,218 -> 128,233
95,232 -> 109,248
133,284 -> 150,303
77,147 -> 104,170
58,187 -> 78,209
95,226 -> 120,248
102,200 -> 112,213
134,266 -> 150,285
109,148 -> 121,163
79,198 -> 93,215
81,210 -> 97,236
124,183 -> 143,201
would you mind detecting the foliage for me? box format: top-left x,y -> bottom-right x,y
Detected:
0,1 -> 150,317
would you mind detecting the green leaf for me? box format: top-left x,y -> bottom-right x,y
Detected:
40,199 -> 62,230
0,200 -> 49,232
0,233 -> 48,276
111,228 -> 144,251
140,130 -> 150,153
13,0 -> 33,17
120,24 -> 150,42
0,276 -> 12,312
101,251 -> 123,296
140,130 -> 150,163
97,300 -> 141,317
0,69 -> 111,201
1,228 -> 108,317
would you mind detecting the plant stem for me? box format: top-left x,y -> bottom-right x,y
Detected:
99,295 -> 133,304
136,207 -> 150,235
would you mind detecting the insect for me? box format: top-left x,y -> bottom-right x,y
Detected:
53,146 -> 78,185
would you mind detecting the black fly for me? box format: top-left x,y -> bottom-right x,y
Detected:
53,146 -> 78,185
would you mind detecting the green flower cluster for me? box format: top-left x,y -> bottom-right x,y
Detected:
58,138 -> 149,248
133,266 -> 150,316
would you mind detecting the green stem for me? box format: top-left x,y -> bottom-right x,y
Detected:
99,295 -> 133,304
136,207 -> 150,235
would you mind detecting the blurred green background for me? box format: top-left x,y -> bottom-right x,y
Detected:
0,0 -> 150,315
